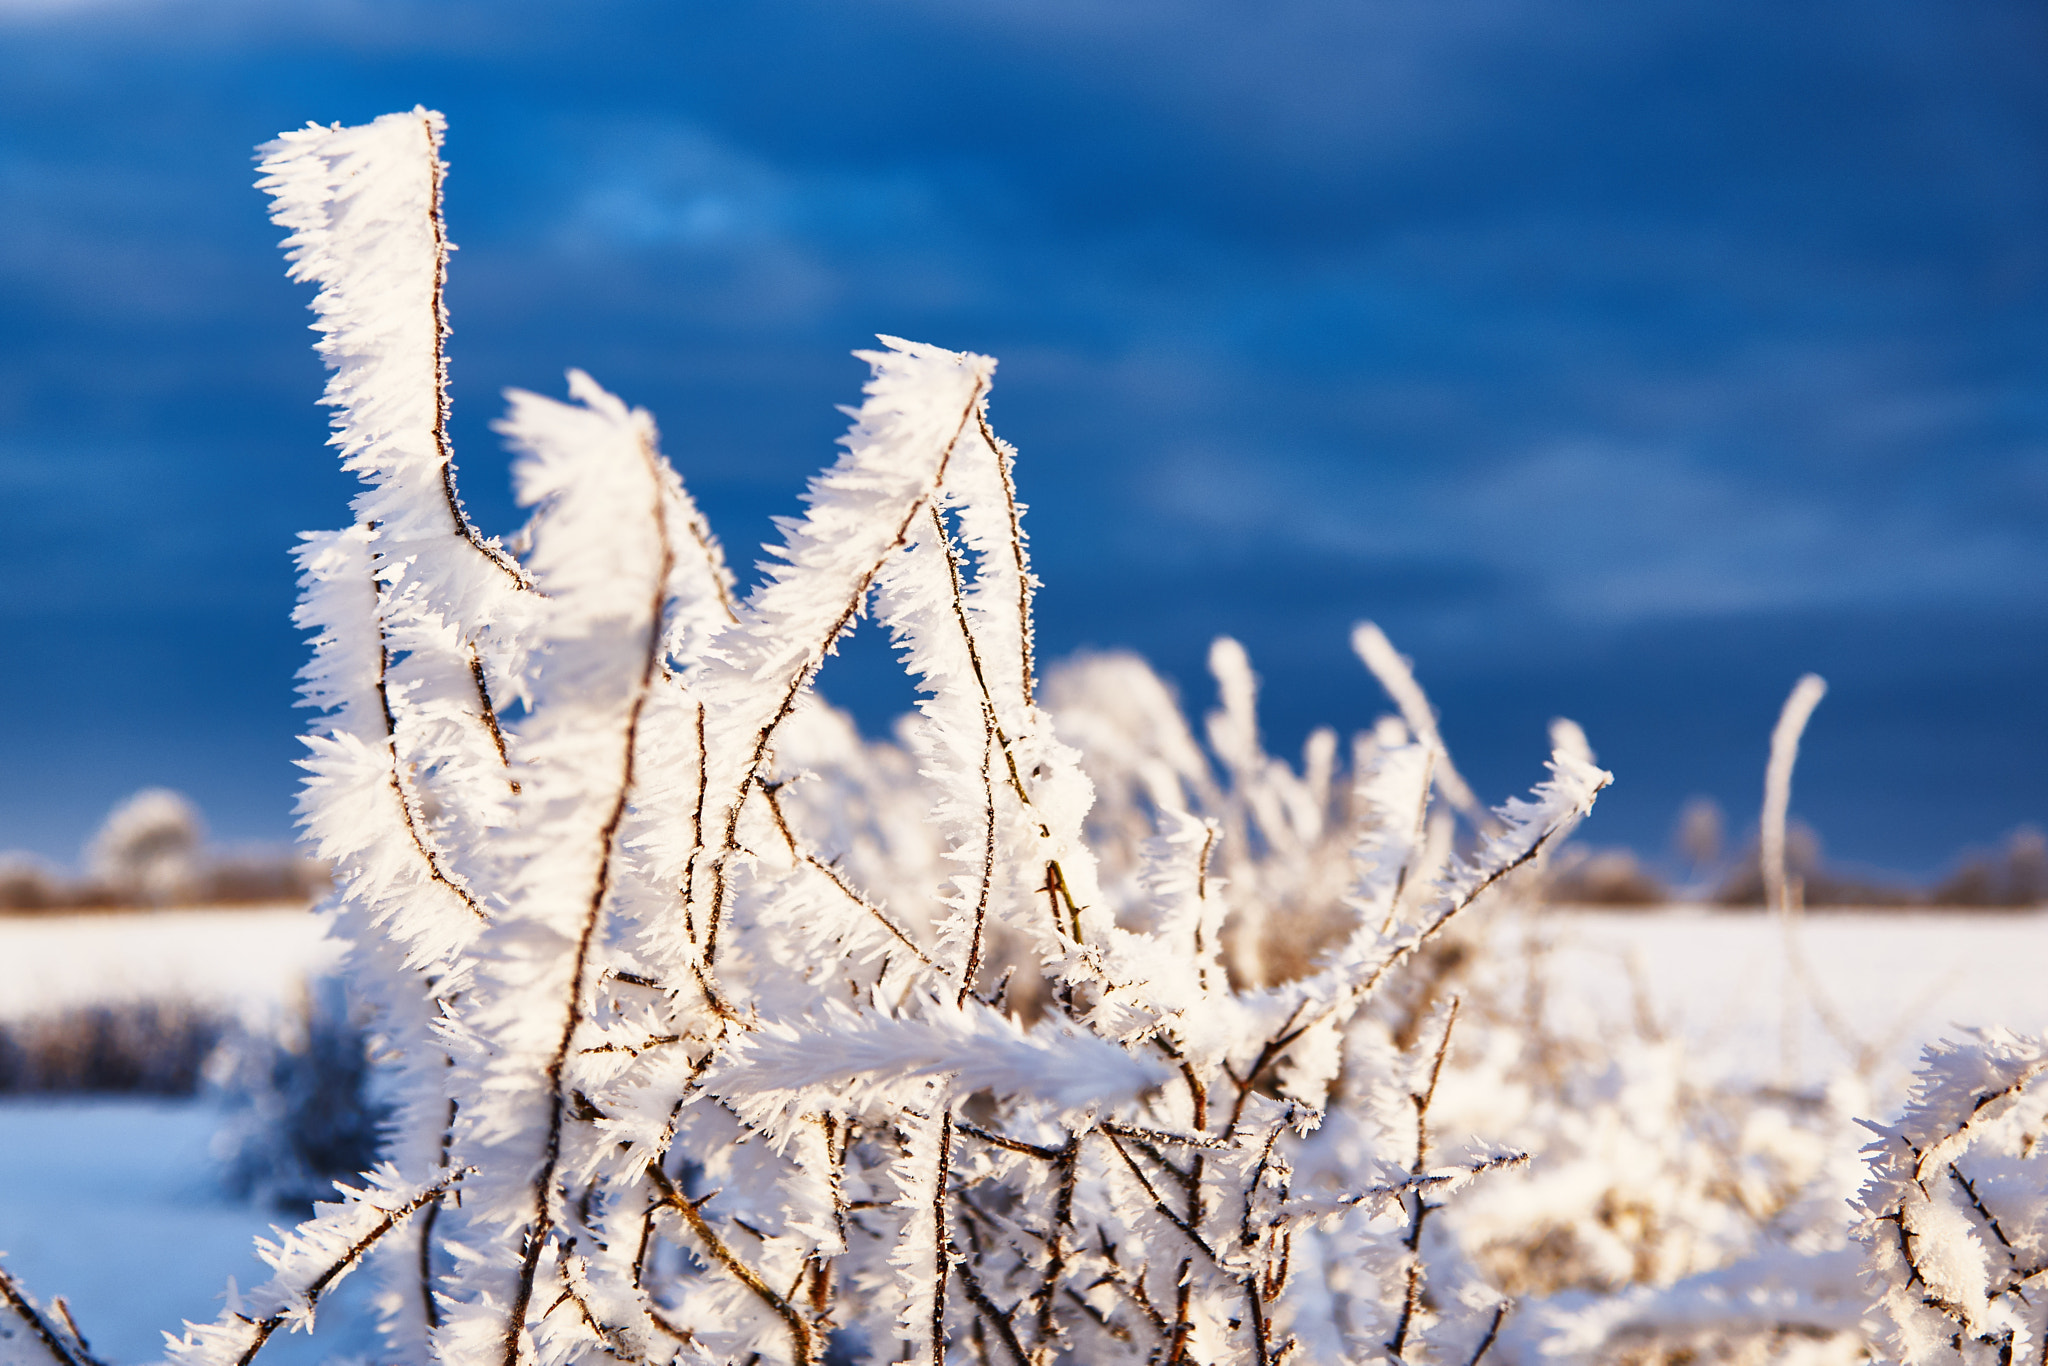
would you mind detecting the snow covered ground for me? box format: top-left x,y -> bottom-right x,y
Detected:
0,904 -> 2043,1360
0,909 -> 360,1362
0,907 -> 339,1026
1517,905 -> 2048,1094
0,1098 -> 377,1366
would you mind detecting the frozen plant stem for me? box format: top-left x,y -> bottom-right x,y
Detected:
1758,673 -> 1873,1084
1762,673 -> 1827,920
1389,999 -> 1460,1361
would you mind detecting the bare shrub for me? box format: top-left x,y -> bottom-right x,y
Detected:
0,1001 -> 226,1094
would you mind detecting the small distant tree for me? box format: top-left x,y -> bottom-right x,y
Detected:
85,788 -> 203,908
1932,827 -> 2048,908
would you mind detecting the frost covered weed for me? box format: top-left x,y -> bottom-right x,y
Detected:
92,107 -> 1604,1366
1413,932 -> 1875,1366
0,108 -> 2041,1366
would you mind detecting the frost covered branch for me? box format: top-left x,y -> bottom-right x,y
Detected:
0,1264 -> 103,1366
1856,1030 -> 2048,1365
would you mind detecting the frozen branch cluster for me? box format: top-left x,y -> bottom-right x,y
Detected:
0,109 -> 1613,1366
3,108 -> 2038,1366
1394,933 -> 1876,1366
1855,1031 -> 2048,1365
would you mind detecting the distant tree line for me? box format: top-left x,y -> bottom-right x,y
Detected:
1546,799 -> 2048,907
0,788 -> 329,911
5,788 -> 2039,913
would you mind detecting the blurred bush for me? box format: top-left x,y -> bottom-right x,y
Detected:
0,788 -> 329,912
0,1000 -> 226,1093
0,978 -> 384,1211
208,977 -> 389,1210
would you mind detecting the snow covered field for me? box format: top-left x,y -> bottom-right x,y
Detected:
1510,906 -> 2048,1093
0,1098 -> 378,1366
0,909 -> 356,1362
0,907 -> 339,1025
5,902 -> 2034,1085
0,904 -> 2043,1360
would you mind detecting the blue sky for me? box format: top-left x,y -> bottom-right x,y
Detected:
1,0 -> 2043,876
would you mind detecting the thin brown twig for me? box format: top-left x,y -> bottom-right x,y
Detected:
549,1244 -> 628,1358
502,437 -> 677,1366
417,1088 -> 458,1330
953,1248 -> 1031,1366
1033,1133 -> 1084,1352
1103,1131 -> 1218,1263
680,697 -> 707,945
0,1263 -> 102,1366
48,1301 -> 96,1366
419,112 -> 533,593
973,408 -> 1036,708
757,779 -> 949,976
923,469 -> 1035,817
1230,796 -> 1601,1110
955,1119 -> 1068,1162
1045,859 -> 1088,944
647,1164 -> 817,1365
1239,1117 -> 1290,1257
932,1110 -> 955,1364
1063,1287 -> 1132,1343
1913,1059 -> 2048,1187
1166,1259 -> 1196,1366
466,646 -> 517,788
1321,1152 -> 1531,1214
925,503 -> 1004,1004
1227,1001 -> 1309,1129
1101,1120 -> 1232,1151
227,1168 -> 472,1366
372,606 -> 487,923
1089,1236 -> 1171,1339
1466,1303 -> 1511,1366
1390,1001 -> 1461,1360
1952,1163 -> 2019,1257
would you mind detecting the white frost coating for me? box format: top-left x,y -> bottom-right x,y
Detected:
438,368 -> 678,1352
264,107 -> 533,938
1762,672 -> 1827,915
667,337 -> 991,990
1504,1246 -> 1869,1366
161,1166 -> 466,1366
1429,751 -> 1610,919
263,113 -> 550,1353
1548,716 -> 1594,767
30,102 -> 2037,1366
1348,734 -> 1435,933
1352,621 -> 1485,823
709,997 -> 1168,1127
257,109 -> 528,601
1290,747 -> 1609,1015
1135,805 -> 1229,999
